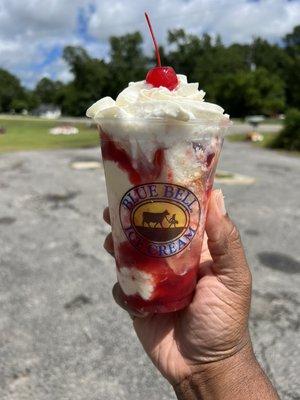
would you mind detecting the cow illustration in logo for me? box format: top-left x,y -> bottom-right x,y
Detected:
119,183 -> 200,258
142,210 -> 170,228
133,203 -> 187,242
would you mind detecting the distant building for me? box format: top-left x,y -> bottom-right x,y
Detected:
33,104 -> 61,119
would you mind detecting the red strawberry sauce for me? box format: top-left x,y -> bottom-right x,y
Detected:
100,131 -> 200,313
101,132 -> 165,185
116,242 -> 198,314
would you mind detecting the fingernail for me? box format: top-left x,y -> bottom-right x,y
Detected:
215,189 -> 227,216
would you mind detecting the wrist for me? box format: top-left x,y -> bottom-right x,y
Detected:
174,342 -> 260,400
193,340 -> 256,385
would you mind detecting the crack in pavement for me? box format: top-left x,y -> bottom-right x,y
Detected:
64,294 -> 93,311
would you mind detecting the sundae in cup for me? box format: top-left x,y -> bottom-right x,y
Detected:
87,14 -> 231,314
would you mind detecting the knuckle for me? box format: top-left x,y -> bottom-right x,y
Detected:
208,223 -> 242,258
228,223 -> 241,247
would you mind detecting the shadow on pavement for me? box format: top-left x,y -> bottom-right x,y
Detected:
257,252 -> 300,274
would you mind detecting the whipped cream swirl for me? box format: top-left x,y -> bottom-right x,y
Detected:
87,75 -> 230,124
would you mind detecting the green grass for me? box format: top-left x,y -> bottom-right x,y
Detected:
0,117 -> 99,153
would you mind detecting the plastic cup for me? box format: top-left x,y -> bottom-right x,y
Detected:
98,118 -> 229,314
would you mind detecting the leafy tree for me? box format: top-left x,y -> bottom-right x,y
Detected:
34,77 -> 63,104
24,90 -> 40,110
284,25 -> 300,57
165,29 -> 203,77
271,108 -> 300,151
109,32 -> 147,98
216,68 -> 285,117
165,30 -> 250,102
10,99 -> 28,113
62,46 -> 110,116
251,38 -> 290,79
57,83 -> 78,116
284,57 -> 300,108
193,43 -> 250,102
283,26 -> 300,108
0,68 -> 25,112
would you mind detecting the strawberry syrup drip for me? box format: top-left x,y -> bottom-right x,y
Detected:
151,147 -> 165,180
116,241 -> 198,313
206,152 -> 215,167
101,132 -> 140,184
120,270 -> 196,313
101,132 -> 165,185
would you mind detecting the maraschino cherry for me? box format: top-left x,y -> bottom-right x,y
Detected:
145,12 -> 179,90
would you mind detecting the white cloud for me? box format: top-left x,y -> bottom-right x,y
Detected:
88,0 -> 300,46
0,0 -> 90,86
0,0 -> 86,38
0,0 -> 299,87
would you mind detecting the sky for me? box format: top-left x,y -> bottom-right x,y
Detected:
0,0 -> 299,88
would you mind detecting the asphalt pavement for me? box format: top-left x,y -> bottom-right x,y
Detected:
0,140 -> 299,400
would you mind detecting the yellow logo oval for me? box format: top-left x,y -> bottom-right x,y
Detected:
132,201 -> 189,243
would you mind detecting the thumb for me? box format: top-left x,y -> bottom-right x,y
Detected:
205,189 -> 252,293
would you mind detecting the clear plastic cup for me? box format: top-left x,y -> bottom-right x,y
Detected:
98,118 -> 229,314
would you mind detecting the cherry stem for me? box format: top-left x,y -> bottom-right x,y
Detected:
145,12 -> 161,67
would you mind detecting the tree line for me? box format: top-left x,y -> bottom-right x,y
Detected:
0,25 -> 300,118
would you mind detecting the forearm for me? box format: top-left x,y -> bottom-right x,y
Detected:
174,346 -> 279,400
